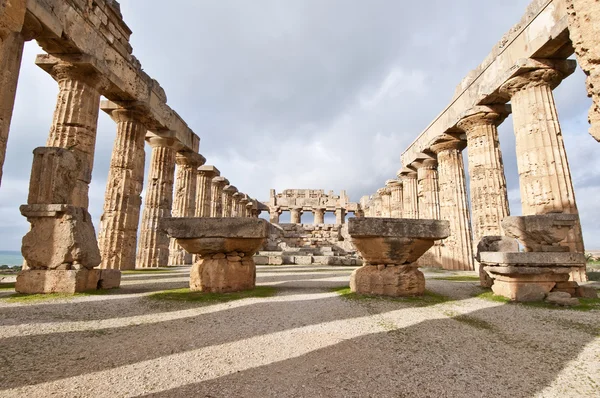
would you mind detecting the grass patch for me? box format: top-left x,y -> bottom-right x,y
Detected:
475,290 -> 600,311
147,286 -> 277,303
1,288 -> 117,303
474,291 -> 511,303
420,267 -> 446,273
332,286 -> 452,306
432,275 -> 480,282
0,282 -> 16,290
122,268 -> 177,274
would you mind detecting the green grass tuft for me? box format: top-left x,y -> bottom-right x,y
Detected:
475,290 -> 600,311
332,286 -> 451,305
1,288 -> 117,303
432,275 -> 480,282
0,282 -> 16,290
474,291 -> 511,303
147,286 -> 277,303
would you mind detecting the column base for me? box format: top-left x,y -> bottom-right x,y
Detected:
15,269 -> 121,294
190,253 -> 256,293
350,264 -> 425,297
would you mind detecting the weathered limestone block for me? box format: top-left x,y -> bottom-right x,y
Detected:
27,147 -> 77,204
348,218 -> 449,297
168,152 -> 205,266
431,139 -> 474,271
20,205 -> 101,270
499,64 -> 584,260
162,218 -> 268,292
457,107 -> 510,245
567,0 -> 600,141
502,214 -> 579,252
16,269 -> 100,294
545,291 -> 580,307
136,136 -> 179,268
98,107 -> 147,270
476,236 -> 519,287
335,207 -> 346,225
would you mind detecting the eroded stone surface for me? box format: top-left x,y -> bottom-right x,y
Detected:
350,265 -> 425,297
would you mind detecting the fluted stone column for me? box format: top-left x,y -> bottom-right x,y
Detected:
335,208 -> 346,225
386,179 -> 403,218
239,197 -> 249,217
290,207 -> 303,224
500,68 -> 585,263
314,207 -> 325,224
168,152 -> 205,265
431,140 -> 474,271
378,188 -> 392,217
210,177 -> 228,217
195,165 -> 219,217
414,157 -> 443,268
567,0 -> 600,142
45,62 -> 107,209
458,108 -> 510,246
98,108 -> 147,270
0,31 -> 25,187
222,185 -> 238,218
269,207 -> 280,223
232,192 -> 242,217
136,137 -> 179,268
247,201 -> 256,218
399,169 -> 418,219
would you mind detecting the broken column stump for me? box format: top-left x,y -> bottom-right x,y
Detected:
162,217 -> 269,293
347,218 -> 450,297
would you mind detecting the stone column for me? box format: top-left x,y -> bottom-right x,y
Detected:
136,137 -> 179,268
314,207 -> 325,224
97,107 -> 147,270
168,152 -> 205,265
269,207 -> 280,223
399,169 -> 418,219
457,107 -> 510,246
431,140 -> 475,271
247,201 -> 256,218
239,197 -> 249,217
232,192 -> 242,217
378,187 -> 392,217
290,207 -> 303,224
45,62 -> 107,209
222,185 -> 238,217
414,157 -> 443,268
0,31 -> 25,187
386,179 -> 403,218
195,165 -> 219,217
500,68 -> 585,263
567,0 -> 600,141
210,177 -> 228,217
335,208 -> 346,225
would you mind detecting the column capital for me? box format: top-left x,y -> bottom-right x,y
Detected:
499,68 -> 563,98
398,167 -> 417,179
411,155 -> 437,170
224,185 -> 238,194
377,187 -> 391,196
198,165 -> 220,178
385,179 -> 402,188
457,105 -> 510,131
176,151 -> 206,168
146,134 -> 185,151
211,176 -> 228,188
239,196 -> 249,205
50,61 -> 110,91
429,138 -> 466,154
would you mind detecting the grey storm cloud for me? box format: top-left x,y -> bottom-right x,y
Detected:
1,0 -> 599,249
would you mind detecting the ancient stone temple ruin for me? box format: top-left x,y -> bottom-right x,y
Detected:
0,0 -> 599,303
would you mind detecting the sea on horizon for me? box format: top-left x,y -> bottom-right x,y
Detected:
0,250 -> 24,267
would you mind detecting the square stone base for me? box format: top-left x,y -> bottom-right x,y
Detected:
350,264 -> 425,297
490,273 -> 570,302
190,258 -> 256,293
15,269 -> 121,294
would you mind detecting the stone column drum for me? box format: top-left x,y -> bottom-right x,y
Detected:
399,169 -> 418,219
378,187 -> 392,217
567,0 -> 600,142
314,207 -> 325,224
98,107 -> 147,270
136,137 -> 179,268
335,207 -> 346,225
431,140 -> 474,271
387,179 -> 403,218
348,218 -> 450,297
210,177 -> 228,217
457,107 -> 510,246
222,185 -> 238,217
195,165 -> 220,217
232,192 -> 242,217
500,65 -> 585,280
239,197 -> 249,217
290,207 -> 303,224
44,62 -> 107,209
168,152 -> 205,266
269,207 -> 280,224
162,218 -> 269,293
414,157 -> 443,268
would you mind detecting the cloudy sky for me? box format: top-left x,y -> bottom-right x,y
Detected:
1,0 -> 599,251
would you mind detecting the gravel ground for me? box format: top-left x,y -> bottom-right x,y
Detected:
0,265 -> 599,397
